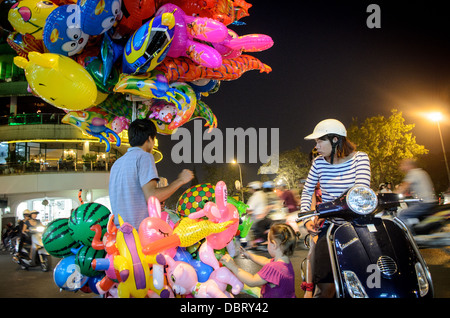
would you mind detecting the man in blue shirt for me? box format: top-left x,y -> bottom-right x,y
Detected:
109,119 -> 193,229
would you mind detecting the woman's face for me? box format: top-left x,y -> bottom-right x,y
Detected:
314,138 -> 333,157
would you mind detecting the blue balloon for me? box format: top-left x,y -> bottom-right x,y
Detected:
43,4 -> 89,57
174,247 -> 213,283
53,255 -> 89,291
78,0 -> 122,36
122,13 -> 175,74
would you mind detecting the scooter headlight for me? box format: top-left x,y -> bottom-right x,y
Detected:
346,186 -> 378,215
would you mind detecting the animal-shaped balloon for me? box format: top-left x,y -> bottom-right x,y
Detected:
78,0 -> 122,35
139,196 -> 175,291
122,12 -> 175,74
14,52 -> 97,110
174,247 -> 213,283
7,32 -> 46,58
90,216 -> 120,294
8,0 -> 57,39
111,215 -> 154,298
156,3 -> 273,69
61,107 -> 121,152
189,181 -> 239,250
142,215 -> 237,256
158,254 -> 230,298
156,3 -> 227,69
113,71 -> 188,110
156,55 -> 272,83
43,4 -> 90,57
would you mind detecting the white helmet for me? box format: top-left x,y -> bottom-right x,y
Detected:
304,119 -> 347,140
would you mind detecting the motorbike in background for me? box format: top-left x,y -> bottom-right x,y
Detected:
399,198 -> 450,249
297,186 -> 434,298
12,225 -> 51,272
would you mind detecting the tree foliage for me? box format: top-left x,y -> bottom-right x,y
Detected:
258,147 -> 310,189
347,109 -> 428,188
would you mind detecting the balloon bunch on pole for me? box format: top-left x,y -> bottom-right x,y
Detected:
3,0 -> 273,151
42,180 -> 254,297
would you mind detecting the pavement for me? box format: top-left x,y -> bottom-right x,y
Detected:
0,245 -> 449,298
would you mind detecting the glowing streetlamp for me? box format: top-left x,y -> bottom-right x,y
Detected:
231,160 -> 244,201
427,112 -> 450,185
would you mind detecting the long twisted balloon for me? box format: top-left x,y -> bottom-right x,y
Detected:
142,217 -> 236,255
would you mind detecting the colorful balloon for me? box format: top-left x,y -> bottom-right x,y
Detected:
78,0 -> 122,35
174,247 -> 213,283
53,255 -> 89,292
6,32 -> 45,58
8,0 -> 57,39
158,254 -> 233,298
113,71 -> 188,110
139,196 -> 176,258
113,215 -> 154,298
142,216 -> 237,256
68,202 -> 111,246
14,52 -> 98,110
156,3 -> 225,69
42,218 -> 81,258
177,183 -> 215,217
157,55 -> 272,83
43,4 -> 90,57
189,181 -> 239,250
61,106 -> 121,151
122,12 -> 175,74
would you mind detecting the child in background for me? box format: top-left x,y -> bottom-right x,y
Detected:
220,223 -> 297,298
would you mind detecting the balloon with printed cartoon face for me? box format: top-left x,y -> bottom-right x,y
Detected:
78,0 -> 122,36
8,0 -> 57,39
43,4 -> 89,57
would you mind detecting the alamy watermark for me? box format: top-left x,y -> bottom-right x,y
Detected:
170,120 -> 280,174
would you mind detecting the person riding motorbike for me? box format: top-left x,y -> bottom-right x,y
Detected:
20,210 -> 42,259
15,210 -> 31,257
300,118 -> 371,298
251,181 -> 283,250
395,158 -> 438,232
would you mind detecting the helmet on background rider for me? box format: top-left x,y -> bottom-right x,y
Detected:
247,181 -> 262,190
262,181 -> 275,190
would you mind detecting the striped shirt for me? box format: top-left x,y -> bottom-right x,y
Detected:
300,151 -> 371,212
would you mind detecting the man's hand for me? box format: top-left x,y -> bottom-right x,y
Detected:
178,169 -> 194,184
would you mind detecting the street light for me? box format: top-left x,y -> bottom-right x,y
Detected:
427,112 -> 450,185
231,160 -> 244,201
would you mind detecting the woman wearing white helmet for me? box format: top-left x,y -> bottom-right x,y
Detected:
300,119 -> 371,298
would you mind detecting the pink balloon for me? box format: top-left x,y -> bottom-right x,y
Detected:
138,197 -> 176,257
206,181 -> 239,250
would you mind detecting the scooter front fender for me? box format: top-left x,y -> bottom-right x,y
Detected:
329,217 -> 433,298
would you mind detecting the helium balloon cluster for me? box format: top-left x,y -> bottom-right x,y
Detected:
5,0 -> 273,151
43,181 -> 253,297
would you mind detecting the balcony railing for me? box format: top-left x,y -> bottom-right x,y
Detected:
0,160 -> 111,176
0,113 -> 67,126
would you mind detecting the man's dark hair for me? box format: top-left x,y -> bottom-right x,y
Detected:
128,119 -> 157,147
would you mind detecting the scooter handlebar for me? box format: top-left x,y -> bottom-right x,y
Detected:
295,211 -> 316,223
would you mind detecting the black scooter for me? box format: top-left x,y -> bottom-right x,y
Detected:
297,185 -> 434,298
12,226 -> 51,272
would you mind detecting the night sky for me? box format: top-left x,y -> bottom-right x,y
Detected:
155,0 -> 450,185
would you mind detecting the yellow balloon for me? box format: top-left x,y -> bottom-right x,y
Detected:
8,0 -> 57,40
14,52 -> 97,111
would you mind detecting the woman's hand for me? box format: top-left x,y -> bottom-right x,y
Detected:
304,216 -> 323,235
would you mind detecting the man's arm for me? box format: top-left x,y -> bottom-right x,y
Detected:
142,169 -> 193,202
